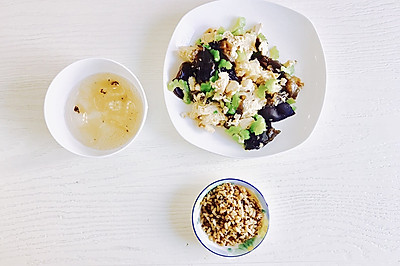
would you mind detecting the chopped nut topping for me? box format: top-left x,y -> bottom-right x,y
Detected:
200,183 -> 263,246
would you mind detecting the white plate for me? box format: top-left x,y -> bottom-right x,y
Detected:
163,0 -> 326,158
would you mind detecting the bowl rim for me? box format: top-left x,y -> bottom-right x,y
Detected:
191,178 -> 270,257
44,57 -> 148,157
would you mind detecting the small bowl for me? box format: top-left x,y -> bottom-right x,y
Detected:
44,58 -> 148,157
192,178 -> 269,257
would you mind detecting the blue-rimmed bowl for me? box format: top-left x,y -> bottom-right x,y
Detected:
192,178 -> 269,257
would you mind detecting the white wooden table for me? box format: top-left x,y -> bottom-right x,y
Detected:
1,0 -> 399,265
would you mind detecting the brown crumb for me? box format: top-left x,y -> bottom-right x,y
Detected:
74,106 -> 80,113
111,81 -> 119,86
100,88 -> 107,94
200,183 -> 263,246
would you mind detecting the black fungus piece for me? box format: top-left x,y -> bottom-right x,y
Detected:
258,102 -> 295,122
277,71 -> 285,79
251,52 -> 282,73
175,62 -> 195,81
258,56 -> 269,70
250,51 -> 262,61
193,48 -> 216,84
284,75 -> 303,100
244,127 -> 281,150
208,41 -> 221,50
266,58 -> 282,72
245,131 -> 269,150
209,40 -> 231,59
251,51 -> 269,69
255,38 -> 261,51
173,88 -> 184,99
267,127 -> 281,140
208,41 -> 239,81
220,66 -> 239,81
172,61 -> 193,100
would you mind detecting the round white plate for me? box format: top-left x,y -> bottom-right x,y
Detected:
163,0 -> 326,158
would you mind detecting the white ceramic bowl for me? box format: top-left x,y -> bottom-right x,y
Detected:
192,178 -> 269,257
44,58 -> 148,157
163,0 -> 326,158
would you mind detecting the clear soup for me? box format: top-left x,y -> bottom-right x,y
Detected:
66,72 -> 143,150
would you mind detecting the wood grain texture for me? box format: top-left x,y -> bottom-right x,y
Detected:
1,0 -> 400,265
